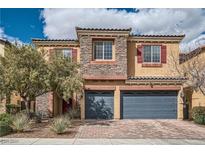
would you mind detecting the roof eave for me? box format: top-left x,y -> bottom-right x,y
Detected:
128,35 -> 185,42
0,39 -> 11,45
75,27 -> 132,38
32,38 -> 80,47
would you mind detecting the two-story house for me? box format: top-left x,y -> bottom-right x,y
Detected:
32,27 -> 186,120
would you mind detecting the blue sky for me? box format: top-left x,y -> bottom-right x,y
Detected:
0,8 -> 134,43
0,8 -> 205,52
0,8 -> 44,43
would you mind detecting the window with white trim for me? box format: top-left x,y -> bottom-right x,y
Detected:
93,41 -> 113,60
62,49 -> 72,58
143,45 -> 161,63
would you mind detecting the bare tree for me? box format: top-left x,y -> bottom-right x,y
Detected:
170,48 -> 205,95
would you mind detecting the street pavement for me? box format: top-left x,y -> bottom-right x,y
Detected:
1,138 -> 205,145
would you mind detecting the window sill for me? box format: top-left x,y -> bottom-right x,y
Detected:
142,63 -> 162,67
90,60 -> 117,64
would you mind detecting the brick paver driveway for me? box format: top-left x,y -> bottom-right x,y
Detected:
75,120 -> 205,139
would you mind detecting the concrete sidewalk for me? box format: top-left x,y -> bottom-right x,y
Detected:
1,138 -> 205,145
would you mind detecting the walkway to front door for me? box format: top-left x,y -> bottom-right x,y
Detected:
75,120 -> 205,139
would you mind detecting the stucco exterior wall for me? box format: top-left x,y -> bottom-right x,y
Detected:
192,91 -> 205,107
53,92 -> 63,116
127,42 -> 180,77
37,46 -> 80,62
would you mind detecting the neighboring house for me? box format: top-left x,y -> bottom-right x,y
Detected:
180,46 -> 205,119
32,39 -> 79,117
0,39 -> 22,113
33,27 -> 188,120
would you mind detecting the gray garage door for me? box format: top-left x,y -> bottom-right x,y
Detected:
121,91 -> 177,119
85,91 -> 114,119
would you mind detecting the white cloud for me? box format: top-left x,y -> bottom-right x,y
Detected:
41,8 -> 205,52
0,27 -> 5,38
180,34 -> 205,52
0,27 -> 23,45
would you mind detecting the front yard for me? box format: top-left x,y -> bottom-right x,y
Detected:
2,120 -> 82,138
2,119 -> 205,139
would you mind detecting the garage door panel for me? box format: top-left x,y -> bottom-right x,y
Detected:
85,91 -> 114,119
121,91 -> 177,119
125,114 -> 177,119
122,102 -> 176,108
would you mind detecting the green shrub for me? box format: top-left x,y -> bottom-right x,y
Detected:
11,113 -> 30,132
50,116 -> 71,134
67,107 -> 80,119
0,113 -> 13,125
192,106 -> 205,124
6,104 -> 21,114
0,121 -> 13,137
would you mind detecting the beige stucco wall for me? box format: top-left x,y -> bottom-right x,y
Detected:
127,42 -> 180,77
37,46 -> 80,62
114,86 -> 120,119
192,91 -> 205,107
177,87 -> 184,119
191,90 -> 205,118
53,92 -> 62,116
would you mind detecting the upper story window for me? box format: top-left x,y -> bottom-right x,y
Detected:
143,45 -> 161,63
93,40 -> 113,60
62,49 -> 72,58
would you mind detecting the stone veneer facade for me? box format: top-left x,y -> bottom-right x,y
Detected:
36,92 -> 53,118
79,35 -> 128,78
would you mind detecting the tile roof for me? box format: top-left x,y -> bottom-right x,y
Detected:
179,46 -> 205,63
0,38 -> 11,45
75,27 -> 132,31
131,34 -> 185,38
0,38 -> 6,42
127,76 -> 187,81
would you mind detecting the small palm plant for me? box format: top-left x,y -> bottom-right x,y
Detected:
11,113 -> 30,133
50,116 -> 71,134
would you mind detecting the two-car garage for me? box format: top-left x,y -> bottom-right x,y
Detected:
85,90 -> 178,119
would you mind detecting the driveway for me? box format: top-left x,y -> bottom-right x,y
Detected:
2,120 -> 205,144
75,120 -> 205,139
